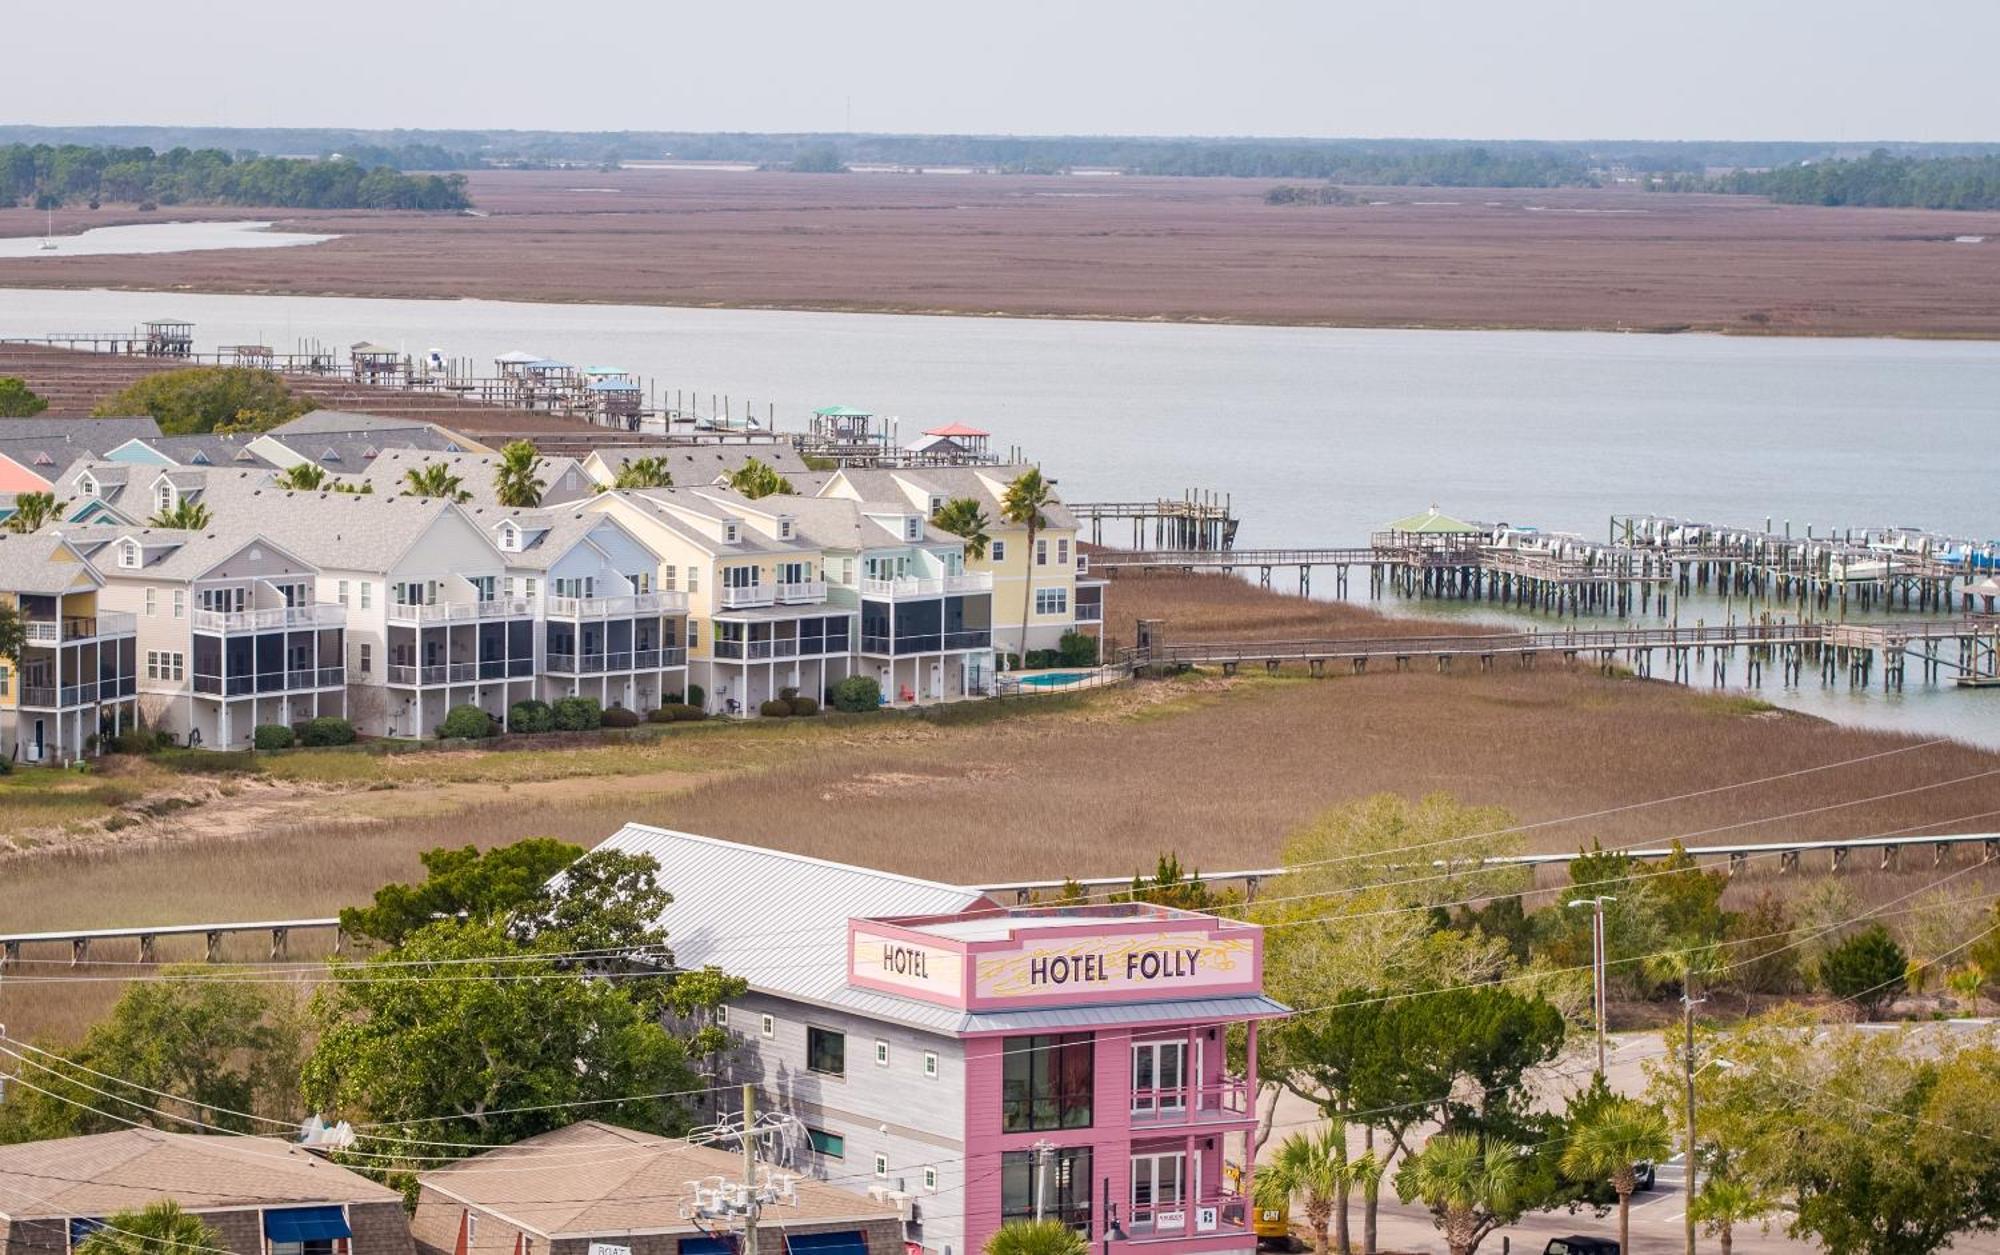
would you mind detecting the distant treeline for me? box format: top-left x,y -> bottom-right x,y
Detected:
0,145 -> 472,210
1692,149 -> 2000,211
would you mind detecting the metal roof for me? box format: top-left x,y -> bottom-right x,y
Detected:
959,994 -> 1289,1035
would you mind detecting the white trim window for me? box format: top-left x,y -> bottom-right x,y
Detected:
1035,539 -> 1048,566
1034,587 -> 1068,616
991,540 -> 1006,563
760,1013 -> 776,1039
922,1051 -> 939,1079
923,1166 -> 938,1191
873,1153 -> 890,1178
144,588 -> 157,617
875,1039 -> 891,1068
172,590 -> 185,620
359,582 -> 372,610
715,1005 -> 729,1027
1057,538 -> 1070,564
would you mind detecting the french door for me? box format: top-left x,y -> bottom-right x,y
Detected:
1131,1151 -> 1187,1225
1131,1040 -> 1187,1115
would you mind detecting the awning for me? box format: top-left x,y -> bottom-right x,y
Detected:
263,1207 -> 352,1243
70,1218 -> 105,1247
784,1233 -> 867,1255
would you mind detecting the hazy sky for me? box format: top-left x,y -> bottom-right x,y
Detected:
15,0 -> 1999,142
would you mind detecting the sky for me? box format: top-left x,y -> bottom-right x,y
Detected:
13,0 -> 2000,142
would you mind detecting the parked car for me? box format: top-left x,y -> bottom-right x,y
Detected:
1544,1236 -> 1620,1255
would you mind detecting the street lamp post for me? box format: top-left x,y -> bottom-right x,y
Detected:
1568,895 -> 1616,1076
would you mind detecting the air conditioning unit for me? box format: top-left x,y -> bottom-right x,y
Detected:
890,1192 -> 917,1223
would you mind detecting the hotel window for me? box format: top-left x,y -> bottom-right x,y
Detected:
337,580 -> 349,606
1035,588 -> 1069,616
663,565 -> 677,591
144,588 -> 157,617
1002,1033 -> 1093,1132
760,1013 -> 776,1039
1001,1146 -> 1092,1229
990,540 -> 1006,563
688,619 -> 700,649
923,1051 -> 938,1079
1057,538 -> 1070,564
358,644 -> 372,677
1035,539 -> 1047,566
923,1166 -> 938,1191
172,590 -> 185,619
688,567 -> 699,593
874,1039 -> 890,1068
873,1153 -> 889,1178
807,1127 -> 844,1159
807,1026 -> 846,1077
360,582 -> 372,610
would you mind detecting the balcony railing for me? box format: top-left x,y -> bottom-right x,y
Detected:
387,597 -> 536,624
544,648 -> 690,675
859,629 -> 993,656
386,659 -> 537,686
1075,601 -> 1104,624
718,585 -> 774,610
18,675 -> 135,708
21,612 -> 139,644
190,668 -> 346,696
545,591 -> 688,618
775,580 -> 828,604
1126,1195 -> 1249,1243
712,634 -> 846,660
1128,1079 -> 1251,1127
192,603 -> 346,633
858,572 -> 994,599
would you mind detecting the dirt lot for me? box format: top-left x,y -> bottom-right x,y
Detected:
3,170 -> 2000,336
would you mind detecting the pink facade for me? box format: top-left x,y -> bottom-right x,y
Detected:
849,904 -> 1277,1255
0,455 -> 56,495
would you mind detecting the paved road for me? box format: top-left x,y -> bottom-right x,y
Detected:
1260,1030 -> 2000,1255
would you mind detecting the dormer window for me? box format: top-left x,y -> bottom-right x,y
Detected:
778,519 -> 793,540
78,474 -> 97,498
929,495 -> 944,514
118,540 -> 140,569
154,482 -> 175,515
497,523 -> 521,553
725,521 -> 739,543
904,516 -> 921,542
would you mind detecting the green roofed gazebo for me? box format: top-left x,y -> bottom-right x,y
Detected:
1383,504 -> 1481,535
812,405 -> 874,418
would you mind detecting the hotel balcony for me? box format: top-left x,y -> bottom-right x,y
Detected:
1128,1078 -> 1252,1129
858,629 -> 993,656
386,658 -> 536,687
1126,1195 -> 1251,1244
21,611 -> 138,645
386,597 -> 536,625
712,632 -> 850,661
191,604 -> 346,634
191,667 -> 347,697
18,675 -> 138,709
719,582 -> 826,610
545,647 -> 689,675
859,572 -> 994,599
544,591 -> 688,619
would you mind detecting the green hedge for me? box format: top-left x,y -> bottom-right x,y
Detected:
252,724 -> 295,751
758,699 -> 794,718
829,675 -> 881,712
439,704 -> 496,739
686,683 -> 706,709
298,716 -> 355,747
788,696 -> 820,716
509,699 -> 554,733
601,706 -> 641,728
552,696 -> 601,732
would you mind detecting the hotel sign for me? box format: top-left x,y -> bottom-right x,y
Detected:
848,919 -> 1261,1010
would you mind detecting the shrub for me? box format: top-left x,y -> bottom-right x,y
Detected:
758,699 -> 794,718
662,691 -> 685,705
251,724 -> 295,751
298,716 -> 355,747
788,696 -> 820,716
686,683 -> 706,709
1818,924 -> 1909,1018
647,707 -> 676,724
111,729 -> 165,755
552,696 -> 601,732
438,704 -> 496,740
1057,631 -> 1099,667
93,366 -> 313,435
779,686 -> 800,701
509,699 -> 555,733
830,675 -> 882,713
672,703 -> 707,722
601,706 -> 641,729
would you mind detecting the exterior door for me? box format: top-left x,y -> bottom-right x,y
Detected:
1131,1040 -> 1187,1115
1132,1152 -> 1187,1228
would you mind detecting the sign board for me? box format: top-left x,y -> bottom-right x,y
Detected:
849,928 -> 965,1002
1196,1207 -> 1219,1233
1156,1211 -> 1187,1232
973,931 -> 1256,1002
588,1245 -> 632,1255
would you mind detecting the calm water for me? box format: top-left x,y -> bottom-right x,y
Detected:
0,287 -> 1994,744
0,221 -> 336,259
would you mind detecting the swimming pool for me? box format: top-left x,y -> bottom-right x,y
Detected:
1017,672 -> 1085,688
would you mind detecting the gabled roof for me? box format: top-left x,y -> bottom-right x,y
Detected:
923,422 -> 989,438
0,532 -> 101,595
419,1121 -> 897,1239
583,443 -> 810,481
0,1128 -> 401,1218
1384,505 -> 1482,534
0,417 -> 161,443
812,405 -> 873,418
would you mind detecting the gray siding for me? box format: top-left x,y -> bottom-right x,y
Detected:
726,992 -> 970,1255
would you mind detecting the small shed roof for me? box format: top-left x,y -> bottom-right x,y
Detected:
494,350 -> 540,364
1967,575 -> 2000,598
0,1128 -> 401,1217
923,422 -> 989,438
813,405 -> 874,418
1385,505 -> 1481,534
349,341 -> 400,355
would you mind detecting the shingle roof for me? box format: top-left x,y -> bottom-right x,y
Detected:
741,493 -> 956,552
828,466 -> 1077,531
0,417 -> 160,443
0,1128 -> 402,1218
258,429 -> 469,467
350,449 -> 589,507
419,1122 -> 897,1239
588,443 -> 810,480
270,410 -> 448,436
0,532 -> 101,595
119,434 -> 275,468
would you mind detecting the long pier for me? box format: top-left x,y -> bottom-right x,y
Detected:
7,831 -> 1995,966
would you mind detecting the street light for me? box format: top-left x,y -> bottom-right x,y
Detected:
1100,1177 -> 1127,1255
1568,895 -> 1616,1075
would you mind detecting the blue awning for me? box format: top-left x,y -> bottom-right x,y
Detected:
264,1207 -> 352,1242
679,1238 -> 737,1255
784,1232 -> 866,1255
70,1218 -> 105,1247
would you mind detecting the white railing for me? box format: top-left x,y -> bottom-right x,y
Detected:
191,603 -> 345,633
858,572 -> 993,599
775,580 -> 828,604
545,590 -> 689,618
387,598 -> 534,624
21,612 -> 138,643
719,585 -> 776,609
477,596 -> 537,619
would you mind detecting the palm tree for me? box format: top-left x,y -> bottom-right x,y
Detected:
78,1200 -> 221,1255
1947,962 -> 1987,1016
984,1221 -> 1085,1255
6,491 -> 64,533
494,440 -> 545,508
330,480 -> 374,495
604,456 -> 674,491
401,462 -> 470,503
932,496 -> 993,559
1256,1124 -> 1375,1255
1559,1098 -> 1671,1255
148,500 -> 212,530
1000,467 -> 1055,663
276,462 -> 327,490
726,457 -> 794,500
1393,1132 -> 1522,1255
1690,1175 -> 1771,1255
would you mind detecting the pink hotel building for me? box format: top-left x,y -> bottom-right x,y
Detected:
598,825 -> 1287,1255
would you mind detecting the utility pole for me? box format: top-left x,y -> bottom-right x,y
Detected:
743,1084 -> 760,1255
1682,979 -> 1706,1255
681,1085 -> 795,1251
1032,1139 -> 1055,1223
1568,895 -> 1616,1075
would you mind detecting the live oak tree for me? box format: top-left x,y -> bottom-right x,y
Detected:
0,377 -> 48,417
94,366 -> 312,435
307,840 -> 746,1170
